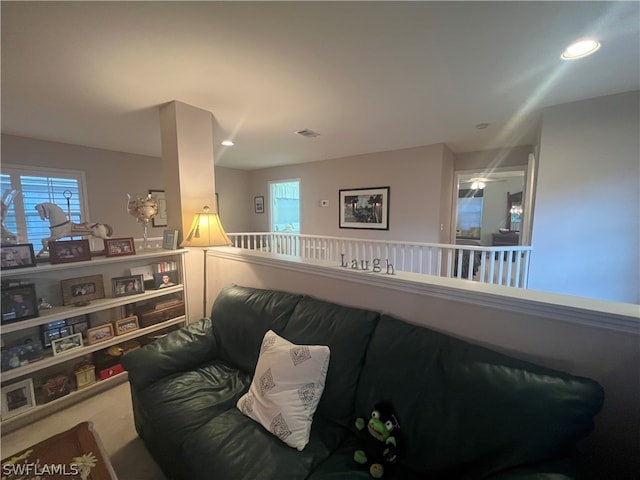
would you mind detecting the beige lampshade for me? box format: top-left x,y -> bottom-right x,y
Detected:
181,207 -> 231,247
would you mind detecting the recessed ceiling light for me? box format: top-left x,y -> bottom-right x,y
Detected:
221,140 -> 234,146
561,39 -> 600,60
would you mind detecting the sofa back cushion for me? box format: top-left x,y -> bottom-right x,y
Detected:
210,284 -> 303,373
354,314 -> 604,477
281,295 -> 379,428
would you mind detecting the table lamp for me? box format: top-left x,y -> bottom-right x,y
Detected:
181,206 -> 232,317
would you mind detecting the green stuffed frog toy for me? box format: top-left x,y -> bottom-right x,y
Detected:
353,402 -> 400,478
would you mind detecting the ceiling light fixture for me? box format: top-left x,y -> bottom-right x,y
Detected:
221,140 -> 234,146
475,123 -> 490,130
561,39 -> 601,60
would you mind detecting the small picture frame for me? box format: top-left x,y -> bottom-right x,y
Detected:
1,243 -> 37,270
254,196 -> 264,214
115,315 -> 139,335
1,379 -> 36,420
153,270 -> 178,289
86,323 -> 115,345
41,374 -> 71,402
48,239 -> 91,264
51,332 -> 84,356
61,274 -> 105,306
162,229 -> 179,250
112,275 -> 145,297
149,189 -> 167,227
66,314 -> 90,338
104,237 -> 136,257
339,186 -> 390,230
1,284 -> 39,324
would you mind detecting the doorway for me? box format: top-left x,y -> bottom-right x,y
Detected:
452,167 -> 529,246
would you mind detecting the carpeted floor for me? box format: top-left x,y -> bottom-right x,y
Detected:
1,380 -> 166,480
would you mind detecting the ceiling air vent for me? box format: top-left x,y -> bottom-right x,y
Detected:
296,129 -> 320,138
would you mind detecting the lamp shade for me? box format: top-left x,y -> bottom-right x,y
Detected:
181,207 -> 232,248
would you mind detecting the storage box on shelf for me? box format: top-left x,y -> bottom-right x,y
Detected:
0,247 -> 189,433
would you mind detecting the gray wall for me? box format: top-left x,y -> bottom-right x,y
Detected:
245,143 -> 454,243
529,91 -> 640,303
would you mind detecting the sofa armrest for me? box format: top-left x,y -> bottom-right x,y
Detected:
121,317 -> 219,390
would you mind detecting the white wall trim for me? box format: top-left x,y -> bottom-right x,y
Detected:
209,247 -> 640,335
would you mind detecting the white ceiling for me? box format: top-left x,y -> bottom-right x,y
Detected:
2,1 -> 638,170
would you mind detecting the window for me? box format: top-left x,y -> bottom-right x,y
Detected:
269,180 -> 300,233
1,165 -> 88,248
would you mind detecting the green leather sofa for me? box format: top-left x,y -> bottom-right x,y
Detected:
122,284 -> 604,480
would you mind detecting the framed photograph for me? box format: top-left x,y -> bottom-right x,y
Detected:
104,237 -> 136,257
48,239 -> 91,264
149,189 -> 167,227
61,274 -> 105,306
162,229 -> 179,250
66,314 -> 90,338
153,270 -> 178,289
339,186 -> 390,230
1,379 -> 36,420
41,374 -> 71,402
115,315 -> 139,335
1,284 -> 39,324
1,243 -> 36,270
112,274 -> 145,297
86,323 -> 115,345
51,332 -> 83,356
254,196 -> 264,214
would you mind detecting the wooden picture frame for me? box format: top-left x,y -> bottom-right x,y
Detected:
86,323 -> 115,345
61,274 -> 105,306
51,332 -> 83,356
104,237 -> 136,257
1,243 -> 37,270
112,274 -> 145,297
339,186 -> 390,230
48,239 -> 91,264
115,315 -> 139,335
162,229 -> 179,250
1,379 -> 36,419
149,189 -> 167,227
1,284 -> 39,324
254,196 -> 264,214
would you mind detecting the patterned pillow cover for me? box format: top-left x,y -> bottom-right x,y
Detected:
236,330 -> 331,450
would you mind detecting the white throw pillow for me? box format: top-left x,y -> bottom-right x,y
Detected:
237,330 -> 330,450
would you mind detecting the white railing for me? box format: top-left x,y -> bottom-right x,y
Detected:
228,233 -> 532,288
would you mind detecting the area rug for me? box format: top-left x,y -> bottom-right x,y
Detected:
1,421 -> 117,479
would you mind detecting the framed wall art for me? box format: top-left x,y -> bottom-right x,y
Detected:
112,274 -> 145,297
339,186 -> 390,230
1,379 -> 36,420
1,284 -> 39,324
104,237 -> 136,257
48,239 -> 91,264
1,243 -> 36,270
254,196 -> 264,214
61,274 -> 105,306
149,189 -> 167,227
